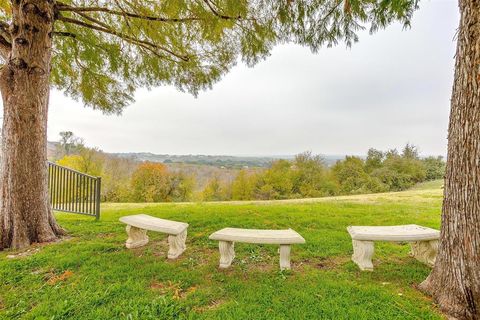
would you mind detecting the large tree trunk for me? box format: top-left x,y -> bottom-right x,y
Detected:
0,1 -> 63,250
419,1 -> 480,319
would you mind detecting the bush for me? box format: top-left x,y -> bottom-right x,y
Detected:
202,176 -> 230,201
332,156 -> 372,194
131,162 -> 195,202
231,170 -> 257,200
423,156 -> 445,180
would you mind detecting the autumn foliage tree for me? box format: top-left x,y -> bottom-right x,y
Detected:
131,162 -> 194,202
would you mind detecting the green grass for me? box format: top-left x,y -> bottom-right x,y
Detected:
0,181 -> 444,319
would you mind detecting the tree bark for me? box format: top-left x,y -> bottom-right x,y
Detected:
0,1 -> 63,250
419,1 -> 480,319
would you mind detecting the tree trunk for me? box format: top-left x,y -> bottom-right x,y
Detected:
0,1 -> 63,250
419,1 -> 480,319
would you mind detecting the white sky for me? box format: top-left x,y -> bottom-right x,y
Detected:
46,0 -> 459,157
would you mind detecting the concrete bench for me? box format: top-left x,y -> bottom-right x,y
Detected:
209,228 -> 305,270
347,224 -> 440,271
119,214 -> 188,259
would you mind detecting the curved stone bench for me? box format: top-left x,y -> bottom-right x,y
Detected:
347,224 -> 440,271
209,228 -> 305,270
119,214 -> 188,259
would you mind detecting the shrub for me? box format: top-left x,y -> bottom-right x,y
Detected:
423,156 -> 445,180
131,162 -> 195,202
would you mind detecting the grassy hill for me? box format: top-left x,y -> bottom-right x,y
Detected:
0,181 -> 444,319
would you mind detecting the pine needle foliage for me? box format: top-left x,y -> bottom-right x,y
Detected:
0,0 -> 419,113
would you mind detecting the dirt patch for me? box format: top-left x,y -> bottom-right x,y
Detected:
150,280 -> 197,299
6,247 -> 41,259
247,262 -> 275,273
129,239 -> 168,257
193,299 -> 226,313
298,256 -> 351,270
178,247 -> 217,267
46,270 -> 74,285
5,236 -> 73,260
97,233 -> 116,239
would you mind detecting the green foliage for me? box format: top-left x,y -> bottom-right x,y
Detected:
57,146 -> 104,176
291,151 -> 336,197
231,170 -> 257,200
1,1 -> 419,112
202,175 -> 230,201
200,145 -> 445,201
402,143 -> 420,159
423,156 -> 445,180
0,186 -> 443,319
371,150 -> 426,191
55,136 -> 445,203
365,148 -> 384,173
257,160 -> 294,199
332,156 -> 382,194
169,172 -> 196,202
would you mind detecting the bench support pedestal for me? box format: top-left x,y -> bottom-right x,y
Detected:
125,225 -> 149,249
351,240 -> 374,271
219,241 -> 235,268
410,240 -> 438,266
279,245 -> 291,270
168,230 -> 188,259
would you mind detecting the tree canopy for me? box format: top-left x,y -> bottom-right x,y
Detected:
0,0 -> 418,113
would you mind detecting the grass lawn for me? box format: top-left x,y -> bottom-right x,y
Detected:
0,180 -> 444,319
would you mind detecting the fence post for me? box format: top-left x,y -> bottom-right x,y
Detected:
95,177 -> 101,220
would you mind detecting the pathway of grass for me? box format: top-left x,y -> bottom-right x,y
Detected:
0,181 -> 444,319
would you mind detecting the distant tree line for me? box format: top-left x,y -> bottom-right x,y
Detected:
53,132 -> 194,202
201,144 -> 445,201
53,133 -> 444,203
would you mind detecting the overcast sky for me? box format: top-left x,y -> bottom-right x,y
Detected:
46,0 -> 459,157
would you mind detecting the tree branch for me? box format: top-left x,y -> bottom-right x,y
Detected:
67,12 -> 188,61
52,31 -> 77,38
202,0 -> 242,20
58,16 -> 189,62
56,1 -> 254,22
57,2 -> 202,22
54,1 -> 258,65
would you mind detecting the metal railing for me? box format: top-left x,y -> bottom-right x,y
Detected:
48,162 -> 101,219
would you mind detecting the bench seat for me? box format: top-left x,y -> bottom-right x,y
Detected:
209,228 -> 305,244
120,214 -> 188,235
347,224 -> 440,271
347,224 -> 439,242
119,214 -> 188,259
209,227 -> 305,270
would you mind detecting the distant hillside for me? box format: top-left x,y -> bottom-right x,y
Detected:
165,162 -> 263,191
111,152 -> 279,168
109,152 -> 345,168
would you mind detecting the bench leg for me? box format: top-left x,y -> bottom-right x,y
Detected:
218,241 -> 235,268
410,240 -> 438,266
351,240 -> 374,271
125,225 -> 149,249
168,229 -> 187,259
279,245 -> 291,270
